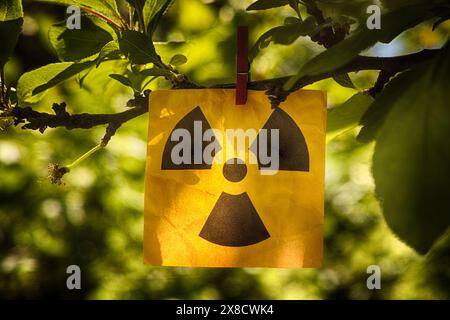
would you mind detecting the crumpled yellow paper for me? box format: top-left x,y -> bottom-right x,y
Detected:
144,89 -> 326,268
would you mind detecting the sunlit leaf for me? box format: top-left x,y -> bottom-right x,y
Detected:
126,0 -> 167,32
49,16 -> 113,62
169,54 -> 187,66
95,40 -> 121,67
0,0 -> 23,21
17,61 -> 94,104
143,0 -> 166,31
109,73 -> 133,88
119,30 -> 160,65
147,0 -> 174,35
140,67 -> 171,77
372,44 -> 450,253
326,92 -> 373,142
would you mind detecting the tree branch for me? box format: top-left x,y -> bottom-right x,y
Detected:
217,49 -> 439,106
8,49 -> 437,184
12,95 -> 148,145
10,49 -> 439,137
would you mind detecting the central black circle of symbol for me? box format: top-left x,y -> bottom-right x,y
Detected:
223,158 -> 247,182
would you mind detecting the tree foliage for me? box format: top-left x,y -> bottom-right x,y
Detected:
0,0 -> 449,299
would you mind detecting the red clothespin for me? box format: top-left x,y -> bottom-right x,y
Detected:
236,26 -> 249,105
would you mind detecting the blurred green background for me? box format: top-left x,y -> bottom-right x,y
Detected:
0,0 -> 449,299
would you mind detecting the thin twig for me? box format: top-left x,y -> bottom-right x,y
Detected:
82,6 -> 125,30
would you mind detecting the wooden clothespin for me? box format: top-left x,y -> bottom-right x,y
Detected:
236,26 -> 249,105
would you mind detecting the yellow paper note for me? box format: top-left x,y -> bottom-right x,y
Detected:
144,89 -> 326,268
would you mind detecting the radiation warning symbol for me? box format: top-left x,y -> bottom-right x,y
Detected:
144,89 -> 326,268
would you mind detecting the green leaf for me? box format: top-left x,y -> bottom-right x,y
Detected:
0,18 -> 22,67
17,61 -> 94,104
250,16 -> 317,61
119,30 -> 160,65
125,0 -> 146,31
111,67 -> 164,92
147,0 -> 174,35
419,227 -> 450,297
169,54 -> 187,66
49,16 -> 113,62
140,67 -> 171,77
372,45 -> 450,253
284,4 -> 439,90
77,67 -> 92,88
95,40 -> 121,67
357,68 -> 420,143
109,74 -> 133,88
0,0 -> 23,21
247,0 -> 290,11
0,0 -> 23,72
326,92 -> 374,142
36,0 -> 123,27
143,0 -> 166,31
33,62 -> 95,95
333,73 -> 356,89
125,0 -> 167,32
